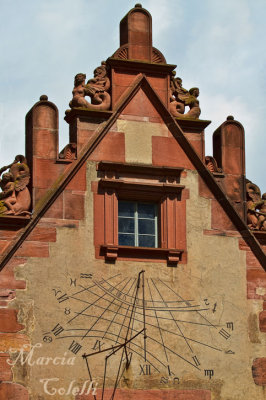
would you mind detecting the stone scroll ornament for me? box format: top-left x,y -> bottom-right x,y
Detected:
69,61 -> 111,111
169,71 -> 201,119
246,180 -> 266,231
0,155 -> 31,216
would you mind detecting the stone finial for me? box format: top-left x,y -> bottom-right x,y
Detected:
0,155 -> 31,216
39,95 -> 48,101
119,4 -> 152,61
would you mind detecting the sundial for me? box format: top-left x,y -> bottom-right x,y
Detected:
43,269 -> 235,399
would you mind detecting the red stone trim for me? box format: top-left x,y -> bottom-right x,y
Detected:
99,178 -> 185,195
64,108 -> 113,124
175,118 -> 211,133
259,301 -> 266,332
100,245 -> 183,265
97,161 -> 184,177
107,57 -> 176,75
252,358 -> 266,386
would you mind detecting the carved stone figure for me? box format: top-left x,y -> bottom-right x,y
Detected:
0,155 -> 31,216
246,181 -> 266,230
69,62 -> 111,111
169,72 -> 201,119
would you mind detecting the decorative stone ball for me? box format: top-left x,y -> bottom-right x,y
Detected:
40,95 -> 48,101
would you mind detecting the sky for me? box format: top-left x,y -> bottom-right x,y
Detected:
0,0 -> 265,193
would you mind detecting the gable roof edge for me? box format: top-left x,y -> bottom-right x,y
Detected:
0,74 -> 265,271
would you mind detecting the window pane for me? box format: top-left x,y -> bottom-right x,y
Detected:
138,235 -> 155,248
138,219 -> 155,234
118,201 -> 135,217
119,234 -> 135,246
118,218 -> 134,233
138,203 -> 156,219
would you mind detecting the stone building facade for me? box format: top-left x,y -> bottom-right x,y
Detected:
0,4 -> 265,400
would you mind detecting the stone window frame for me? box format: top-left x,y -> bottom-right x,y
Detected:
94,162 -> 188,266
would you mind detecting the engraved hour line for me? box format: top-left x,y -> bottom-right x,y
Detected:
114,278 -> 137,345
158,279 -> 217,329
104,279 -> 135,344
147,278 -> 169,362
80,277 -> 129,340
151,278 -> 194,354
101,277 -> 134,340
67,275 -> 126,324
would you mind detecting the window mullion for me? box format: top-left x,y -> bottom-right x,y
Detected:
155,205 -> 158,248
135,202 -> 138,246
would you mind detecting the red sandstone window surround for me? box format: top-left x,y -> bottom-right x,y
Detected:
93,162 -> 188,266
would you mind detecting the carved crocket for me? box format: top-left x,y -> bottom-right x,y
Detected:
169,73 -> 201,119
0,155 -> 31,216
246,180 -> 266,230
69,62 -> 111,111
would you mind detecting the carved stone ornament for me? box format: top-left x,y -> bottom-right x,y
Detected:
69,62 -> 111,111
246,180 -> 266,231
169,72 -> 201,119
0,155 -> 31,216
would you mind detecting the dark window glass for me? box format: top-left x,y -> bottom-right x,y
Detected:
118,201 -> 158,247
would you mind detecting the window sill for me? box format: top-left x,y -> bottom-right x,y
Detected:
100,244 -> 184,266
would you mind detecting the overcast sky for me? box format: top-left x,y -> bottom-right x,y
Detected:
0,0 -> 265,193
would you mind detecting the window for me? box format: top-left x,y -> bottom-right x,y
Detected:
118,201 -> 158,248
94,162 -> 187,265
